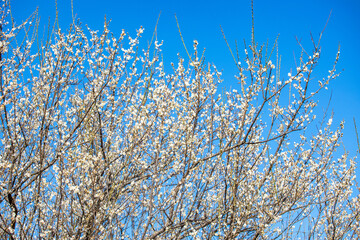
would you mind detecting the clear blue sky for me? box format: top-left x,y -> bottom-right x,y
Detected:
10,0 -> 360,158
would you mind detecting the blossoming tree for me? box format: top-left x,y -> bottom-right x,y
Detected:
0,1 -> 359,239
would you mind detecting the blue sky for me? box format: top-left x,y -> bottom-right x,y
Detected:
11,0 -> 360,158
